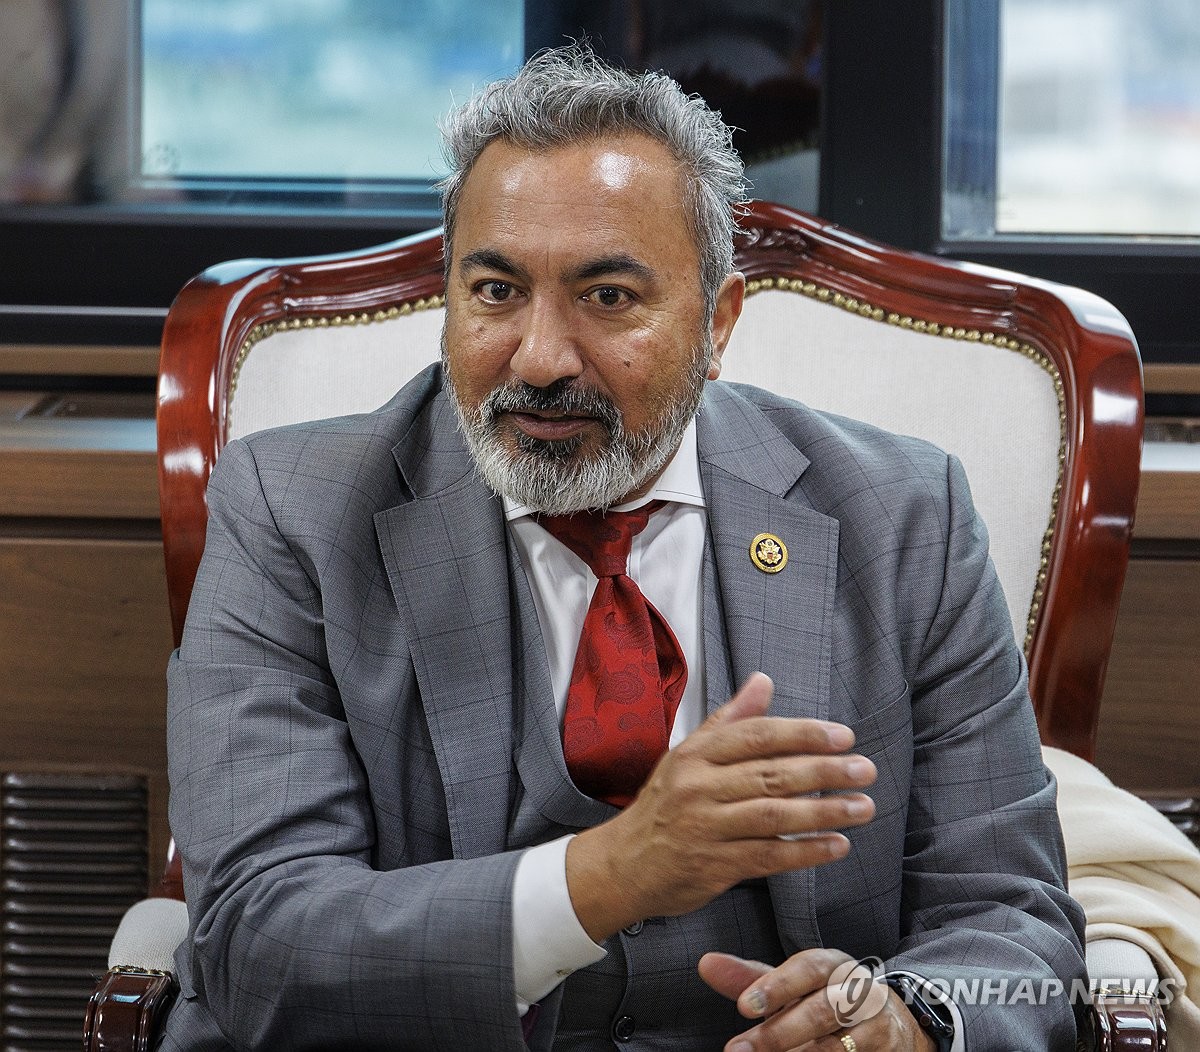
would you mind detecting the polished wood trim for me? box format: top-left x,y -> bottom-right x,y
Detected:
0,342 -> 160,377
1144,362 -> 1200,395
157,838 -> 185,901
83,968 -> 178,1052
157,201 -> 1143,759
1092,993 -> 1167,1051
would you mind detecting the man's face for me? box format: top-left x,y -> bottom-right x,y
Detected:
442,133 -> 743,514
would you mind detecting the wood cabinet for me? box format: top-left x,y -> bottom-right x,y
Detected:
0,344 -> 172,1047
1095,367 -> 1200,798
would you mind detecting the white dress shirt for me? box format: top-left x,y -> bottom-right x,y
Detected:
504,420 -> 707,1011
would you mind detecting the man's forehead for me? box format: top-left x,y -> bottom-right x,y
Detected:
451,134 -> 696,272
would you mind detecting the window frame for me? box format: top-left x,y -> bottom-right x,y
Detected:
819,0 -> 1200,366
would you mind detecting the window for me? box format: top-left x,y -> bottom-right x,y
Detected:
0,0 -> 822,336
821,0 -> 1200,366
945,0 -> 1200,239
0,0 -> 524,331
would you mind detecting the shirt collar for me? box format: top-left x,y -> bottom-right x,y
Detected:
502,417 -> 704,522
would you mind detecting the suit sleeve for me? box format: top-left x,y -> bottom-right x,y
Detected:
166,438 -> 534,1051
886,453 -> 1088,1050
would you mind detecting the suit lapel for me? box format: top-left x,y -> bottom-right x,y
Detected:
698,383 -> 840,952
374,390 -> 516,861
698,384 -> 839,723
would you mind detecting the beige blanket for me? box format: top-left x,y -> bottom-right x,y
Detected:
1044,745 -> 1200,1043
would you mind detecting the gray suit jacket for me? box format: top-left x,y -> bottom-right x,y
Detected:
162,364 -> 1086,1050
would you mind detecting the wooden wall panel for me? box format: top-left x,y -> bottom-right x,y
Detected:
0,344 -> 159,378
0,537 -> 174,870
1096,557 -> 1200,793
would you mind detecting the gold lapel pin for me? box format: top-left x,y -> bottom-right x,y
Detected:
749,532 -> 788,574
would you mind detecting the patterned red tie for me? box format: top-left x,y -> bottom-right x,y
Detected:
538,500 -> 688,807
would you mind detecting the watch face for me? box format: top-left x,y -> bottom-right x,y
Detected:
882,975 -> 955,1048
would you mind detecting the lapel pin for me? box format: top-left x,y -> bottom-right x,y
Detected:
750,532 -> 788,574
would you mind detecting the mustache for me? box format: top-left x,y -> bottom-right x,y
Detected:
480,378 -> 622,434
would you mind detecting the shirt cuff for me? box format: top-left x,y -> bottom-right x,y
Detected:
513,835 -> 606,1014
887,970 -> 965,1052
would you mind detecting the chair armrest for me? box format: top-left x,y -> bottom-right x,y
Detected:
1091,990 -> 1167,1051
107,896 -> 189,971
1087,937 -> 1168,1051
82,898 -> 189,1052
83,967 -> 178,1052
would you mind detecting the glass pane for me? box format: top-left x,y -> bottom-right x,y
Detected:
944,0 -> 1200,239
0,1 -> 522,210
141,0 -> 522,198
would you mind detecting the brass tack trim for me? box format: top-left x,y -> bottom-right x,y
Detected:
745,277 -> 1066,656
227,293 -> 446,434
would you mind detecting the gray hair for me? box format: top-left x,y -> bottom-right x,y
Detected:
438,44 -> 747,319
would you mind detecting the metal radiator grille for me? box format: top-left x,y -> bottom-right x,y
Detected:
1,773 -> 148,1052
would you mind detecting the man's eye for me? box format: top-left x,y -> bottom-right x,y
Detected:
479,281 -> 515,302
586,286 -> 630,308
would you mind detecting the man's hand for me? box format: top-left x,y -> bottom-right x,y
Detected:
565,673 -> 877,941
698,948 -> 937,1052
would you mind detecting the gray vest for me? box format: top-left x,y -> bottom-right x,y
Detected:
505,528 -> 786,1050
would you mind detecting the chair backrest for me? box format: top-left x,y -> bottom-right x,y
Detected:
157,200 -> 1143,760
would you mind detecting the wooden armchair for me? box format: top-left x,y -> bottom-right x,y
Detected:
85,201 -> 1157,1051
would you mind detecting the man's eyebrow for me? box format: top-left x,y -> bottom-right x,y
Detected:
458,248 -> 528,281
566,254 -> 655,284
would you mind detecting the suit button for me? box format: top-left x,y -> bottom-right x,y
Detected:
612,1015 -> 636,1042
622,920 -> 643,936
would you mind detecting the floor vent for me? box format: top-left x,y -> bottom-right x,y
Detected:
1,772 -> 148,1052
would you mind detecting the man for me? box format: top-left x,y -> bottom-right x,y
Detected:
161,46 -> 1087,1051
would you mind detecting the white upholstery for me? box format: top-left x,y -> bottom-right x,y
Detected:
1087,937 -> 1161,992
229,307 -> 445,440
229,285 -> 1061,646
723,289 -> 1062,645
107,897 -> 189,972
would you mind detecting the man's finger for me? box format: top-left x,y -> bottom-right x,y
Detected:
707,754 -> 878,803
706,672 -> 775,725
730,947 -> 854,1019
699,715 -> 857,765
697,952 -> 773,1001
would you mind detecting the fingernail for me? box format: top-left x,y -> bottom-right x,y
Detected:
743,987 -> 768,1016
846,756 -> 874,779
846,796 -> 872,817
731,1041 -> 754,1052
825,724 -> 854,748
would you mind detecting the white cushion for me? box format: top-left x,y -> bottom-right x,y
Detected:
108,897 -> 189,972
1087,936 -> 1161,991
229,306 -> 444,441
723,288 -> 1062,645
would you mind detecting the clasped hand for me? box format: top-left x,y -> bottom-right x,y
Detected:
699,949 -> 938,1052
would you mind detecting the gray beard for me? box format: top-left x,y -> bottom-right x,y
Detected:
444,347 -> 708,515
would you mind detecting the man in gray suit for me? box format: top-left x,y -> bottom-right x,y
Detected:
162,46 -> 1087,1051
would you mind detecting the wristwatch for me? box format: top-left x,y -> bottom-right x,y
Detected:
884,974 -> 955,1051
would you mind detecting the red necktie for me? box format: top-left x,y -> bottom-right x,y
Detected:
538,500 -> 688,807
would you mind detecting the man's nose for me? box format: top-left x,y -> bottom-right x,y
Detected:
509,296 -> 584,388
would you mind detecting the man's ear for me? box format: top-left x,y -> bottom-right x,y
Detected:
706,272 -> 745,381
